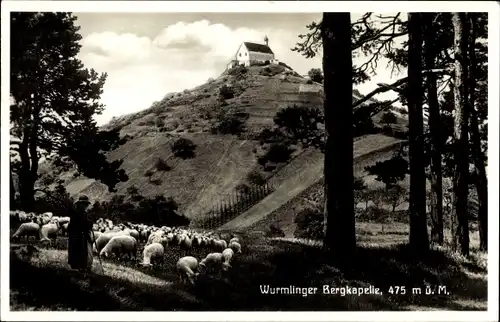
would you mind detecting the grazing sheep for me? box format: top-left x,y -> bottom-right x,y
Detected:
12,222 -> 40,240
90,231 -> 102,243
141,243 -> 164,267
124,228 -> 139,240
139,229 -> 149,242
100,235 -> 137,260
18,212 -> 29,223
229,241 -> 242,254
176,256 -> 199,285
221,248 -> 235,272
229,237 -> 240,244
213,239 -> 227,252
199,252 -> 224,274
58,216 -> 71,224
39,220 -> 60,243
147,230 -> 165,246
60,222 -> 70,236
95,230 -> 131,253
179,235 -> 192,250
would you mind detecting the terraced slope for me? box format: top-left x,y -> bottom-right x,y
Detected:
219,134 -> 405,231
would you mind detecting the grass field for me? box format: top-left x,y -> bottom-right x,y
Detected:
9,225 -> 487,311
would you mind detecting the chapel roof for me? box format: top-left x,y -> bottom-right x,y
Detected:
243,42 -> 274,55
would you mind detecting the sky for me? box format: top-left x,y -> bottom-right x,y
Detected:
74,12 -> 406,125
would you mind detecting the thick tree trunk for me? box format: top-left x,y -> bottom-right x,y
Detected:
321,13 -> 356,256
18,170 -> 36,212
451,12 -> 470,257
17,124 -> 39,212
467,15 -> 488,251
423,13 -> 444,246
407,13 -> 430,253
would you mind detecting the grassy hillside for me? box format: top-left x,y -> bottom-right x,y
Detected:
39,62 -> 408,223
222,134 -> 405,232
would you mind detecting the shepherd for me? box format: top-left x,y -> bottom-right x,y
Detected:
68,195 -> 94,271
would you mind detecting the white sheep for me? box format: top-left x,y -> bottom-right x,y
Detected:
18,212 -> 30,223
58,216 -> 71,224
12,222 -> 40,240
176,256 -> 199,285
100,235 -> 137,260
95,230 -> 131,253
192,235 -> 202,247
213,239 -> 227,252
147,230 -> 165,246
221,248 -> 235,272
199,252 -> 224,274
59,222 -> 69,236
229,241 -> 242,254
90,230 -> 103,243
178,235 -> 193,250
39,220 -> 60,243
124,228 -> 139,240
229,237 -> 240,244
141,243 -> 164,267
139,229 -> 149,242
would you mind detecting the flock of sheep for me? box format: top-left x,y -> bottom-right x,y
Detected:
10,211 -> 244,285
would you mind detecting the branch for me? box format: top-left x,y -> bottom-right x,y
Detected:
369,98 -> 400,117
353,69 -> 450,108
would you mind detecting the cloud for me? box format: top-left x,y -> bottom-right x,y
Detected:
78,18 -> 403,125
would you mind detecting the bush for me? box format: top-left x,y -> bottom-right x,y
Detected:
213,105 -> 249,134
381,111 -> 398,124
33,184 -> 75,218
100,193 -> 190,227
353,105 -> 376,137
306,79 -> 313,84
227,65 -> 248,78
256,127 -> 284,144
293,205 -> 324,240
307,68 -> 324,83
265,223 -> 285,237
246,170 -> 266,186
144,169 -> 154,177
219,85 -> 235,100
171,137 -> 196,159
273,105 -> 323,143
155,158 -> 171,171
262,143 -> 293,164
126,186 -> 139,196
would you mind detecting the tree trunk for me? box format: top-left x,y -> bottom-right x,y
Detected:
10,169 -> 18,209
423,13 -> 444,245
451,12 -> 470,257
407,13 -> 430,254
321,13 -> 356,257
467,15 -> 488,251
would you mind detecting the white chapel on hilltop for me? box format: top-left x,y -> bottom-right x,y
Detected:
227,35 -> 279,69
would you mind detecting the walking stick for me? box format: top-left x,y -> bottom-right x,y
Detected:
91,229 -> 105,274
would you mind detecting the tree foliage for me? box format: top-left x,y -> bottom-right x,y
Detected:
10,12 -> 128,210
308,68 -> 324,83
365,156 -> 409,189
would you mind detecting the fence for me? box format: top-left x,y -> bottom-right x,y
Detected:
190,182 -> 275,229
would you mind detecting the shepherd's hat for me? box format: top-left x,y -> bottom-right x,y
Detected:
74,195 -> 91,206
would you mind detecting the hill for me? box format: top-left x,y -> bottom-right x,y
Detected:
39,62 -> 408,223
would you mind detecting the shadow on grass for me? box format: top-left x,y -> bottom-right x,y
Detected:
10,237 -> 487,311
10,250 -> 208,311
